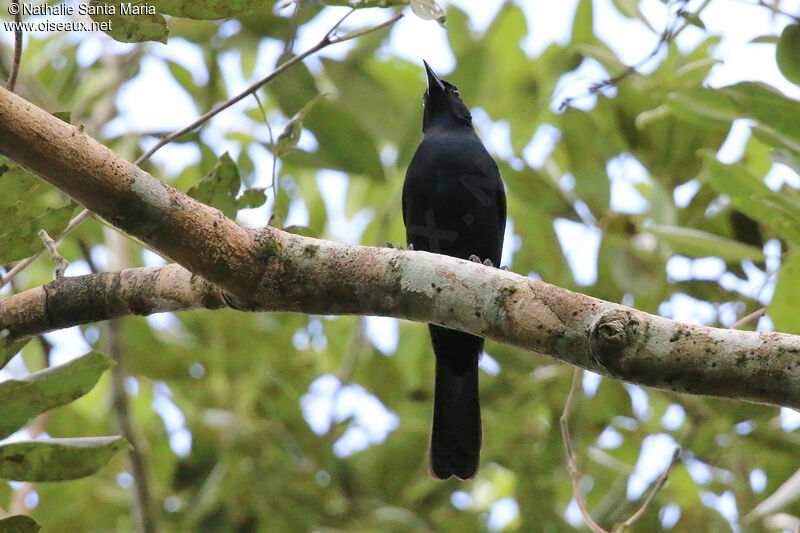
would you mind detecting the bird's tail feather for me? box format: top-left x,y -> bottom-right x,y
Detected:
428,324 -> 482,480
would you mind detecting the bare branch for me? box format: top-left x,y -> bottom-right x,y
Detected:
560,368 -> 610,533
37,230 -> 69,279
4,0 -> 22,92
731,308 -> 766,330
614,448 -> 681,532
108,318 -> 160,533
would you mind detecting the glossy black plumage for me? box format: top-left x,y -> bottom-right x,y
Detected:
402,61 -> 506,480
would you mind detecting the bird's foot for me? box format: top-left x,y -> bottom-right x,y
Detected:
500,265 -> 509,271
385,242 -> 414,251
469,255 -> 496,267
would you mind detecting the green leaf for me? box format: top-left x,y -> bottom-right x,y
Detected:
165,59 -> 199,98
750,35 -> 779,44
271,94 -> 327,158
704,155 -> 800,245
0,351 -> 115,440
153,0 -> 263,19
771,251 -> 800,334
270,186 -> 291,227
0,340 -> 29,372
0,515 -> 40,533
770,148 -> 800,176
722,82 -> 800,153
0,162 -> 76,264
283,225 -> 319,237
665,88 -> 740,126
267,54 -> 319,116
237,188 -> 267,209
321,58 -> 415,148
0,436 -> 130,481
90,1 -> 169,44
304,101 -> 385,180
674,58 -> 722,84
645,224 -> 765,262
611,0 -> 654,31
51,111 -> 71,124
572,0 -> 594,45
187,153 -> 241,219
678,10 -> 705,30
558,107 -> 618,212
777,24 -> 800,86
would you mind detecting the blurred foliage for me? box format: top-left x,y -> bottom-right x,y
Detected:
2,0 -> 800,531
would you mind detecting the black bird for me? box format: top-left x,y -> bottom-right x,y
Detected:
402,61 -> 506,480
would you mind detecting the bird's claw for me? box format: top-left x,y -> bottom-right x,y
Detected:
500,265 -> 509,271
384,242 -> 404,250
469,255 -> 496,268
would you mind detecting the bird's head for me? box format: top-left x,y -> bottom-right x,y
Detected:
422,60 -> 472,131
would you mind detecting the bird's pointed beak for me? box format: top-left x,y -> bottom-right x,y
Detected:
423,60 -> 446,96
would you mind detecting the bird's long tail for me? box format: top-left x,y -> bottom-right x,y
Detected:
428,324 -> 482,480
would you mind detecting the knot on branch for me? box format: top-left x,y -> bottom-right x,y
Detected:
588,309 -> 639,373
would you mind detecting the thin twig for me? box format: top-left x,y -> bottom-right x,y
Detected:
559,0 -> 712,109
0,209 -> 92,289
109,319 -> 160,533
252,91 -> 278,192
5,0 -> 22,91
560,368 -> 610,533
614,448 -> 681,532
561,368 -> 680,532
37,229 -> 69,278
136,9 -> 399,164
729,0 -> 800,20
730,307 -> 766,330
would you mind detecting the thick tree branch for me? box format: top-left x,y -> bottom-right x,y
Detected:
0,86 -> 260,298
0,264 -> 224,340
2,87 -> 800,409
